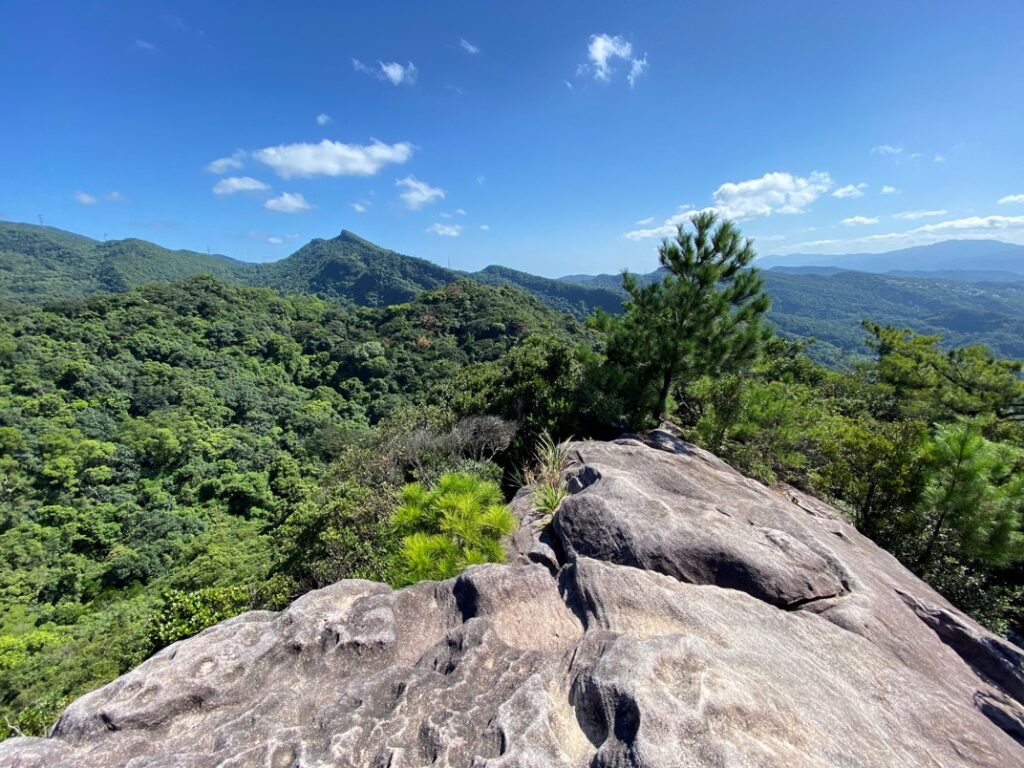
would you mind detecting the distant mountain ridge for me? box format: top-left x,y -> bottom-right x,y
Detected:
0,222 -> 618,320
3,220 -> 1024,363
758,239 -> 1024,277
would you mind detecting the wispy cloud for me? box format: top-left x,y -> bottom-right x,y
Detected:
353,58 -> 417,85
583,34 -> 648,87
933,154 -> 946,163
842,215 -> 879,226
779,214 -> 1024,255
253,139 -> 412,178
316,113 -> 332,126
212,176 -> 270,196
206,151 -> 246,174
459,38 -> 480,54
479,224 -> 490,231
264,192 -> 310,213
912,214 -> 1024,234
74,190 -> 127,205
397,176 -> 444,209
999,193 -> 1024,205
634,216 -> 655,226
832,183 -> 868,199
352,201 -> 369,213
427,223 -> 462,237
881,185 -> 899,195
870,144 -> 903,155
893,209 -> 948,220
133,39 -> 157,52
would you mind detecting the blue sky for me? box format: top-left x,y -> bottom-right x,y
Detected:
2,1 -> 1023,276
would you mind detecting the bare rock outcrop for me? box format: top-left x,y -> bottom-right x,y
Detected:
2,432 -> 1022,767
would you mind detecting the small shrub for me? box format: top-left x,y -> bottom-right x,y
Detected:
533,483 -> 568,518
520,431 -> 573,518
390,472 -> 516,586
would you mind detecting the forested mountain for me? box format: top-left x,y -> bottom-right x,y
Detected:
4,220 -> 1024,364
0,222 -> 255,302
0,222 -> 618,319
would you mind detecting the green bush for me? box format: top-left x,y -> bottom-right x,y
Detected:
150,585 -> 252,649
390,473 -> 516,586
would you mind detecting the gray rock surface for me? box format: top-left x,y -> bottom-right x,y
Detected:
2,431 -> 1022,767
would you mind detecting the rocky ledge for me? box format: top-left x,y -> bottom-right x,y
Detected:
2,431 -> 1022,767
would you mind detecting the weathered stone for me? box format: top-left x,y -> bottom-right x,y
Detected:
2,431 -> 1021,767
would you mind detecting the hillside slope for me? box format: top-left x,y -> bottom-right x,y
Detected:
3,430 -> 1021,765
0,221 -> 254,302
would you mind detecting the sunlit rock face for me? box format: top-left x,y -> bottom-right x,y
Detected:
3,431 -> 1022,767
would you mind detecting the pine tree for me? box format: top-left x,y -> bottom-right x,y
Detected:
600,211 -> 771,424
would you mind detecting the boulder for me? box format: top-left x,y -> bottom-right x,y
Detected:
2,431 -> 1021,767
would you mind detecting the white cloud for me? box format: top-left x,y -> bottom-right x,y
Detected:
881,185 -> 899,195
892,209 -> 948,220
625,207 -> 710,240
634,216 -> 655,226
999,194 -> 1024,205
842,215 -> 879,226
253,139 -> 412,179
832,183 -> 868,199
627,55 -> 648,87
564,79 -> 574,90
713,171 -> 833,219
352,201 -> 369,213
381,61 -> 417,85
912,214 -> 1024,234
479,224 -> 490,231
476,174 -> 486,185
212,176 -> 270,196
933,154 -> 945,163
871,144 -> 903,155
794,239 -> 842,248
316,113 -> 333,126
776,214 -> 1024,255
459,38 -> 479,54
74,190 -> 126,205
264,192 -> 310,213
626,171 -> 832,240
427,223 -> 462,237
584,34 -> 647,86
396,176 -> 444,209
909,152 -> 922,160
133,39 -> 157,51
267,236 -> 284,245
206,151 -> 246,174
354,58 -> 417,85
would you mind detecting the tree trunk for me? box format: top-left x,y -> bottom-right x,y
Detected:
656,368 -> 674,421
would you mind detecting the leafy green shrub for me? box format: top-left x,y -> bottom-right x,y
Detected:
150,585 -> 252,649
390,473 -> 516,586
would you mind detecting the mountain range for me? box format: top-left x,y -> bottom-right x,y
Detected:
758,239 -> 1024,281
3,220 -> 1023,363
